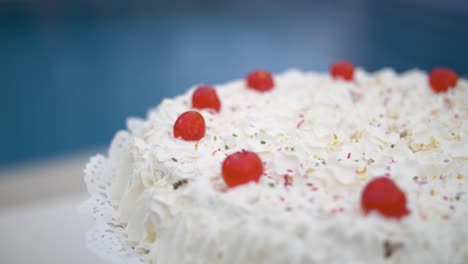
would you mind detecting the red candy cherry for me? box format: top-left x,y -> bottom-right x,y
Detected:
361,177 -> 410,219
192,85 -> 221,112
330,60 -> 355,81
429,67 -> 458,93
246,70 -> 274,92
222,151 -> 264,188
173,111 -> 206,141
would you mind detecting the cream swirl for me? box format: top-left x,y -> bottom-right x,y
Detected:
104,69 -> 468,264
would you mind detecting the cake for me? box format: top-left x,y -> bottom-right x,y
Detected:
83,63 -> 468,264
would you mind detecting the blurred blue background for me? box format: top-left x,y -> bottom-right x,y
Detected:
1,0 -> 468,168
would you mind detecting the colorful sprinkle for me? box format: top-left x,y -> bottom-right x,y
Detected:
173,179 -> 189,190
332,133 -> 339,145
418,180 -> 428,186
296,119 -> 305,128
356,168 -> 367,175
283,175 -> 293,186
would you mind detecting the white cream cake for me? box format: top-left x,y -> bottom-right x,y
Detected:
85,67 -> 468,264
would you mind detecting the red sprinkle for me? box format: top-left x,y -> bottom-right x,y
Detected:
330,60 -> 355,81
173,111 -> 206,141
361,177 -> 410,219
284,174 -> 293,186
347,153 -> 351,159
246,70 -> 274,92
296,119 -> 305,128
429,67 -> 458,93
192,85 -> 221,112
222,151 -> 264,188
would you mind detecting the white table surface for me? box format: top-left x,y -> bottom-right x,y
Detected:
0,151 -> 108,264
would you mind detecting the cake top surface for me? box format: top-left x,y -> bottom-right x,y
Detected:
92,68 -> 467,264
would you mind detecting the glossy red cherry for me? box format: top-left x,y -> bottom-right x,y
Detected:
173,111 -> 206,141
330,60 -> 354,81
192,85 -> 221,112
222,151 -> 264,188
361,177 -> 410,219
429,67 -> 458,93
246,70 -> 274,92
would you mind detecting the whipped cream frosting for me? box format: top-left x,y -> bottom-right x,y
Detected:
102,69 -> 468,264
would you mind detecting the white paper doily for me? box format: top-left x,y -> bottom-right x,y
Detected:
80,144 -> 144,263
